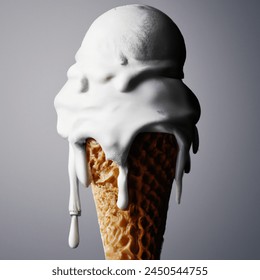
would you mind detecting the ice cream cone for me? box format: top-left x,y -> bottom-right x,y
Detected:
86,132 -> 178,260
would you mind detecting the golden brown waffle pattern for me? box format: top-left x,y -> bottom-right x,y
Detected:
86,133 -> 178,260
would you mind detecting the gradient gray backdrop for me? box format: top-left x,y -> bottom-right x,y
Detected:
0,0 -> 259,259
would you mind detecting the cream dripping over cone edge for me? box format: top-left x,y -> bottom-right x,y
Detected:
54,4 -> 200,249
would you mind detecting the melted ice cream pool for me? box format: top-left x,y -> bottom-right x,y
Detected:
54,4 -> 200,248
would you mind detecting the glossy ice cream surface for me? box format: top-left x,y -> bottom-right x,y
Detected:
54,4 -> 200,248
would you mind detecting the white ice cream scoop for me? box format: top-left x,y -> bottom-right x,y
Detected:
54,4 -> 200,249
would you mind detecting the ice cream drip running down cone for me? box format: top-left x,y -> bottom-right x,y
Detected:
54,4 -> 200,259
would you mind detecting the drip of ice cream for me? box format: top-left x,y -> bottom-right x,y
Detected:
54,4 -> 200,248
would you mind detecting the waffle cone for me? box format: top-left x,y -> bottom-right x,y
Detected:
86,132 -> 178,260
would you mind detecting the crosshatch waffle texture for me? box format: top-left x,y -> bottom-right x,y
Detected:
86,132 -> 178,259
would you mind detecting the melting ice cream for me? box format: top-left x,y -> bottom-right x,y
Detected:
54,4 -> 200,248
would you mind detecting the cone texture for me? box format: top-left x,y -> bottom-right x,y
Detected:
86,132 -> 178,260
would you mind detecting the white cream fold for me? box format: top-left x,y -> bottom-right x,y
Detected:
54,4 -> 200,248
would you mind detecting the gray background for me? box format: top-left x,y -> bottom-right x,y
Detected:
0,0 -> 259,260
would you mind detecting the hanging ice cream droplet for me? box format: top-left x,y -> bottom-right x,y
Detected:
68,143 -> 81,248
68,215 -> 79,248
117,165 -> 129,210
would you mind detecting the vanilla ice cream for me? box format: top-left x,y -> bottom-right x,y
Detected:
54,4 -> 200,249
